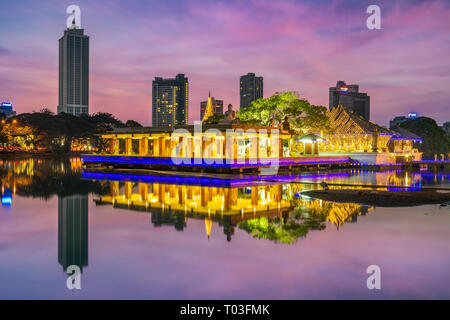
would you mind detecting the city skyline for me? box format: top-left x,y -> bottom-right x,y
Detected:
0,0 -> 449,126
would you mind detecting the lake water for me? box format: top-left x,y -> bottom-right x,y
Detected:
1,158 -> 450,299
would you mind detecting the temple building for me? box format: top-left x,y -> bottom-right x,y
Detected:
83,104 -> 422,171
201,92 -> 216,123
200,92 -> 223,121
318,105 -> 422,164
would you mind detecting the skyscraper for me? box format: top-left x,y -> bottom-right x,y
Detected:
57,22 -> 90,116
152,74 -> 189,128
329,81 -> 370,120
200,92 -> 223,121
240,73 -> 263,109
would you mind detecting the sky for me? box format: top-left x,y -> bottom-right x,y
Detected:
0,0 -> 449,126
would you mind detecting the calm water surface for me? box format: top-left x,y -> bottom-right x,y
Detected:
1,158 -> 450,299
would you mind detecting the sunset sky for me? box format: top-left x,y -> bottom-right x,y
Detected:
0,0 -> 449,126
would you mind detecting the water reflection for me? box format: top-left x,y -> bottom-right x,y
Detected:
1,159 -> 450,298
0,158 -> 104,200
89,175 -> 373,244
58,195 -> 89,272
0,159 -> 447,249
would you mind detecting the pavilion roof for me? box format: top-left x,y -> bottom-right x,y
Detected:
391,127 -> 423,141
328,105 -> 395,135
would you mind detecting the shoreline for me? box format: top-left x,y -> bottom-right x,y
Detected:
0,151 -> 88,159
301,189 -> 450,207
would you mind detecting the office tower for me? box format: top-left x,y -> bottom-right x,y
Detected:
390,113 -> 419,129
240,73 -> 263,109
0,101 -> 16,119
329,81 -> 370,120
152,74 -> 189,128
57,21 -> 90,116
200,92 -> 223,121
58,195 -> 88,272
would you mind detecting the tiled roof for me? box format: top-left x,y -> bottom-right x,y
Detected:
328,105 -> 394,135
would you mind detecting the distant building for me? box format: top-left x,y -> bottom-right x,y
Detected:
390,116 -> 408,128
152,74 -> 189,128
390,113 -> 419,129
0,102 -> 16,119
200,92 -> 223,121
329,81 -> 370,120
443,122 -> 450,135
57,22 -> 90,116
240,73 -> 263,109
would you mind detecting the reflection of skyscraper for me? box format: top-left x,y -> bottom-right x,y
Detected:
151,212 -> 186,231
58,195 -> 88,272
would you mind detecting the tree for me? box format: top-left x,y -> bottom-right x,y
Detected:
88,112 -> 124,127
238,207 -> 326,244
400,117 -> 450,159
0,129 -> 8,143
125,120 -> 143,127
203,113 -> 224,125
237,91 -> 330,134
37,108 -> 54,115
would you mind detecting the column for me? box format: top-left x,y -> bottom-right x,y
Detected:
139,138 -> 148,156
159,137 -> 165,157
125,138 -> 132,155
251,186 -> 259,206
139,183 -> 148,201
279,138 -> 284,158
110,181 -> 119,198
124,182 -> 133,200
110,138 -> 119,155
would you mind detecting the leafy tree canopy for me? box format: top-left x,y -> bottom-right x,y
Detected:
125,120 -> 143,127
203,113 -> 224,125
1,111 -> 140,153
399,117 -> 450,159
237,91 -> 331,134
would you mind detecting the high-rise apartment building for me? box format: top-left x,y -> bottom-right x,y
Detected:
57,22 -> 89,116
152,74 -> 189,128
329,81 -> 370,120
240,73 -> 263,109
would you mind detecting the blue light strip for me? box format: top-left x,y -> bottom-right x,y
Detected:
82,172 -> 282,187
413,160 -> 450,163
81,171 -> 354,187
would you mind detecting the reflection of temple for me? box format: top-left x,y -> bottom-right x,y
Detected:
94,180 -> 292,241
58,195 -> 88,272
299,198 -> 372,228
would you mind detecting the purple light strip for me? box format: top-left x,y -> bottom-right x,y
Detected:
82,155 -> 351,168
